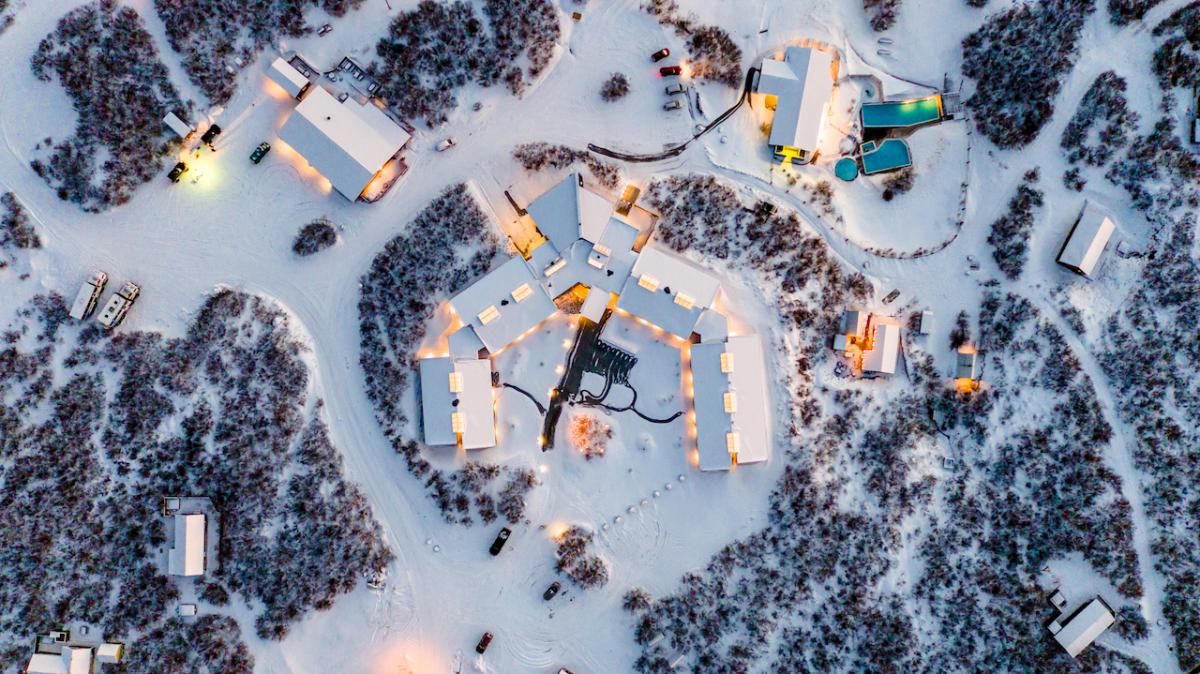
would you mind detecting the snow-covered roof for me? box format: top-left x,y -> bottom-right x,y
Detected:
168,513 -> 206,576
756,47 -> 835,152
955,350 -> 977,379
1057,202 -> 1115,277
277,86 -> 411,200
862,320 -> 900,374
616,245 -> 722,339
449,257 -> 557,353
525,173 -> 613,252
162,112 -> 193,140
1054,597 -> 1115,658
95,643 -> 122,664
418,357 -> 495,449
690,335 -> 772,471
266,57 -> 310,99
448,325 -> 486,359
581,287 -> 612,322
542,216 -> 642,298
26,646 -> 93,674
840,308 -> 867,337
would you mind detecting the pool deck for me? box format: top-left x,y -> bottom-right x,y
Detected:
861,95 -> 944,129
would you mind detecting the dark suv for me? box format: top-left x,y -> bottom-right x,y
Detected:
489,527 -> 511,556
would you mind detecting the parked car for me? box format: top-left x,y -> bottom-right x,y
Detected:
489,527 -> 511,556
882,289 -> 901,304
475,632 -> 493,654
664,83 -> 686,96
200,124 -> 222,145
663,100 -> 683,111
318,23 -> 333,36
659,65 -> 682,77
250,142 -> 271,164
650,48 -> 670,62
167,162 -> 189,183
543,581 -> 561,601
436,137 -> 457,152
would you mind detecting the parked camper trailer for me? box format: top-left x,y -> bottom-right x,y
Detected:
68,271 -> 108,320
96,281 -> 140,329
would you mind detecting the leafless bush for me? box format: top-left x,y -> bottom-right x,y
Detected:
600,72 -> 630,101
1061,71 -> 1138,166
292,217 -> 338,257
986,169 -> 1043,280
512,142 -> 621,190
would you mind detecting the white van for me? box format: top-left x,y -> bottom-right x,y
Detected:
96,281 -> 140,329
68,271 -> 108,320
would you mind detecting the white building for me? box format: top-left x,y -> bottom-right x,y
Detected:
525,173 -> 614,255
167,512 -> 206,577
1048,596 -> 1115,658
162,112 -> 194,141
266,56 -> 311,99
418,356 -> 496,449
1057,202 -> 1115,277
862,319 -> 901,375
449,257 -> 558,354
25,629 -> 122,674
277,86 -> 411,200
617,245 -> 723,339
755,47 -> 835,163
689,335 -> 771,471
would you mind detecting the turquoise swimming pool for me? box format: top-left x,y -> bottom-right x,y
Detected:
860,139 -> 912,175
861,95 -> 944,129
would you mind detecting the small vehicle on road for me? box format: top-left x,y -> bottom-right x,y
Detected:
489,527 -> 511,556
663,99 -> 683,111
543,581 -> 561,601
658,65 -> 682,77
650,48 -> 670,62
250,142 -> 271,164
882,289 -> 901,304
318,23 -> 333,36
436,137 -> 457,152
167,162 -> 189,183
475,632 -> 493,654
664,83 -> 686,96
200,124 -> 222,146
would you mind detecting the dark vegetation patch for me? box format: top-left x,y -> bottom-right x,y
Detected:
29,0 -> 184,212
1109,0 -> 1165,25
292,218 -> 339,257
1151,1 -> 1200,88
961,0 -> 1095,148
0,289 -> 390,667
863,0 -> 903,31
122,616 -> 253,674
880,167 -> 914,201
555,526 -> 609,589
1061,71 -> 1139,167
358,184 -> 539,526
1100,217 -> 1200,671
154,0 -> 364,105
1,193 -> 40,269
512,143 -> 621,190
600,72 -> 631,101
1106,117 -> 1200,220
986,168 -> 1044,280
369,0 -> 561,126
642,0 -> 743,87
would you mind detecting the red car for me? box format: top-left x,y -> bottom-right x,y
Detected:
476,632 -> 493,654
650,48 -> 670,62
659,65 -> 682,77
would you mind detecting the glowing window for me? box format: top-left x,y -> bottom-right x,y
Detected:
723,391 -> 737,413
638,274 -> 660,292
544,258 -> 567,277
451,412 -> 466,434
593,243 -> 612,256
587,256 -> 605,269
448,371 -> 464,393
512,283 -> 533,303
478,305 -> 500,325
726,432 -> 740,454
674,292 -> 695,309
720,352 -> 734,373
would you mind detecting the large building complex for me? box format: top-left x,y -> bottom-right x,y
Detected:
754,46 -> 835,164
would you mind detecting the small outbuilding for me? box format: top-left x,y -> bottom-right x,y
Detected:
1048,596 -> 1115,658
862,319 -> 901,375
1057,202 -> 1115,277
162,112 -> 194,141
167,513 -> 206,577
266,57 -> 312,99
955,348 -> 978,380
418,356 -> 496,450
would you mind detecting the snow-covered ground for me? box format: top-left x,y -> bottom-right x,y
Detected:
0,0 -> 1193,672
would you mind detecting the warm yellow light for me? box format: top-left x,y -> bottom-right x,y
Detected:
674,292 -> 695,309
726,432 -> 740,454
451,412 -> 466,433
638,274 -> 660,292
544,258 -> 567,276
723,391 -> 737,413
512,283 -> 533,303
593,243 -> 612,256
720,352 -> 734,373
448,371 -> 464,392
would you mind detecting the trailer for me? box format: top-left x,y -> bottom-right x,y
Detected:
68,271 -> 108,320
96,281 -> 140,329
